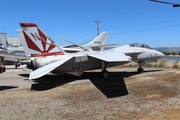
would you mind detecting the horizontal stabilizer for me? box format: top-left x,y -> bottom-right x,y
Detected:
88,51 -> 130,62
29,55 -> 73,79
91,44 -> 118,48
60,37 -> 84,49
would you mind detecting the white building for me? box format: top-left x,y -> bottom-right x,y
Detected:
7,37 -> 22,47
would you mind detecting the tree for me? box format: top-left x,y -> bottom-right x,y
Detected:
171,52 -> 177,56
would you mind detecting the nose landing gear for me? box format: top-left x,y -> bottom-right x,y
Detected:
137,67 -> 144,73
137,61 -> 144,73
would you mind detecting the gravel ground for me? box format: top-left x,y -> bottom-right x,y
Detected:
0,65 -> 180,120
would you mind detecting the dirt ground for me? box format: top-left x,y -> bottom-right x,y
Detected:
0,65 -> 180,120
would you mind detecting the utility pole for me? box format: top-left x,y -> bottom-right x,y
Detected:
94,19 -> 101,36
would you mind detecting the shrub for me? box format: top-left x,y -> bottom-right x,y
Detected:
158,58 -> 167,68
173,61 -> 179,68
146,62 -> 153,67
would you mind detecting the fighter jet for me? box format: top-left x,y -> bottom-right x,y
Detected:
19,22 -> 131,80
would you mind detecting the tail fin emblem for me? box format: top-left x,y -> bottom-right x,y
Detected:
31,33 -> 53,45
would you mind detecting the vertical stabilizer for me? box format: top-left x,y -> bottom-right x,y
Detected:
20,23 -> 65,57
84,32 -> 108,51
16,29 -> 31,58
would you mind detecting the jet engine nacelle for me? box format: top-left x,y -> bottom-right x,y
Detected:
26,60 -> 34,70
26,58 -> 44,70
31,58 -> 45,70
31,57 -> 60,70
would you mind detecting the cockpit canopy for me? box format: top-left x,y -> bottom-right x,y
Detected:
129,43 -> 152,49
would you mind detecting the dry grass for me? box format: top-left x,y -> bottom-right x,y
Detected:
116,59 -> 180,69
152,72 -> 180,80
1,65 -> 180,119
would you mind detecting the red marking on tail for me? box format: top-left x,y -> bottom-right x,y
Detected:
23,31 -> 42,52
20,23 -> 38,27
21,22 -> 64,57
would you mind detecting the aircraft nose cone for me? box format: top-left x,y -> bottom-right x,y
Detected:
159,51 -> 165,58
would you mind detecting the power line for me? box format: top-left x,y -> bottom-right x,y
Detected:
111,24 -> 180,35
107,18 -> 180,30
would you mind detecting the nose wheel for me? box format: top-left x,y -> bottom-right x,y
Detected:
137,68 -> 144,73
137,61 -> 144,73
101,70 -> 109,79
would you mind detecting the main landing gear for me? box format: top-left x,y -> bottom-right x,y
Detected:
137,61 -> 144,73
101,61 -> 110,79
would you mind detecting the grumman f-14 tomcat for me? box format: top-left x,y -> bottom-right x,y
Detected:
19,22 -> 131,80
16,28 -> 165,75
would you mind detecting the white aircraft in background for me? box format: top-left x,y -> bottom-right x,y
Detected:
110,43 -> 165,73
0,43 -> 27,68
19,22 -> 131,80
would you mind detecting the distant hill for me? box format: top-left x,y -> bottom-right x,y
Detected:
154,47 -> 180,53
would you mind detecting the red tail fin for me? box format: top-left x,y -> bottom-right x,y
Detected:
20,23 -> 65,57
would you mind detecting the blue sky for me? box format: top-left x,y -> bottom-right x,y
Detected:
0,0 -> 180,47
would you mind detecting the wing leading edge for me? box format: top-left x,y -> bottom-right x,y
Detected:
88,51 -> 130,62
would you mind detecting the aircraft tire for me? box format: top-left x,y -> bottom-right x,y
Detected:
102,70 -> 109,79
137,68 -> 144,73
